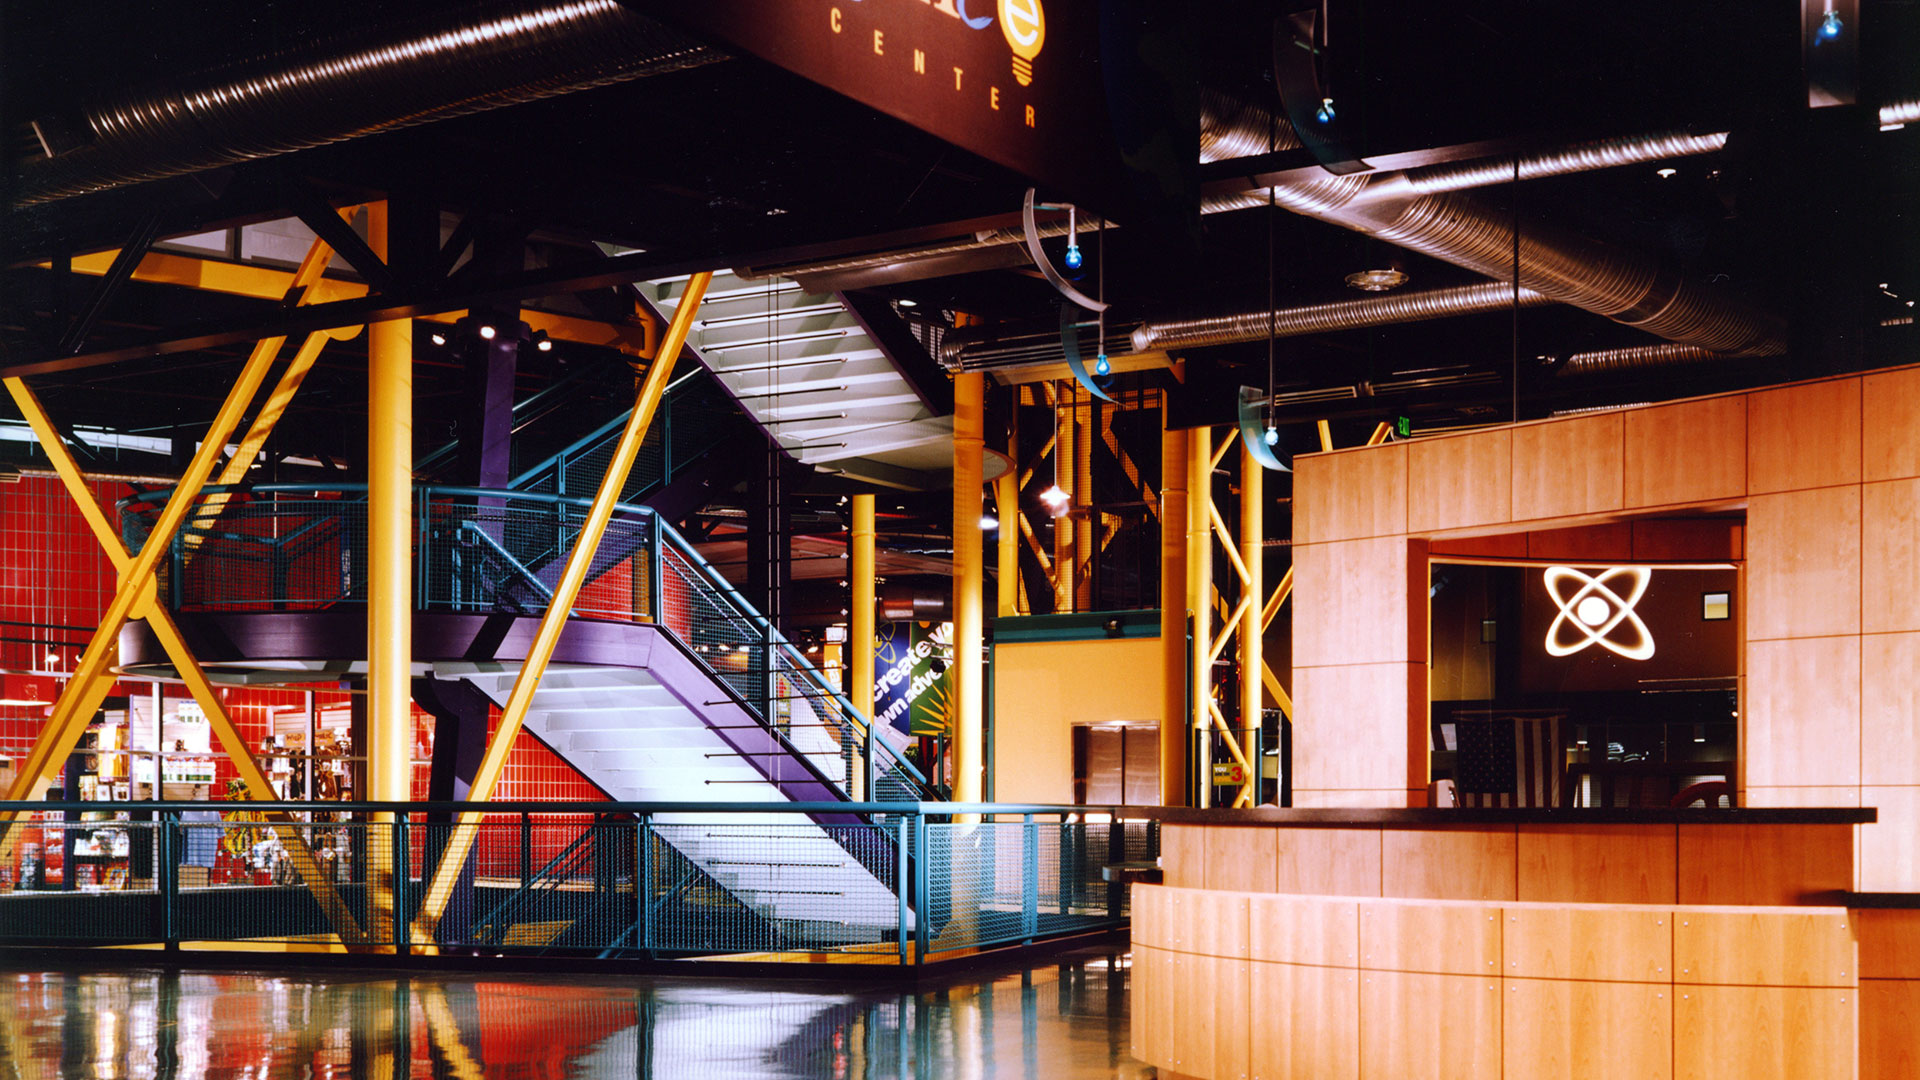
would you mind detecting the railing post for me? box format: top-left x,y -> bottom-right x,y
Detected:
637,813 -> 653,956
1021,813 -> 1038,942
392,814 -> 409,956
896,813 -> 910,967
160,812 -> 179,951
1061,813 -> 1078,916
520,812 -> 532,888
647,513 -> 663,624
912,813 -> 929,966
1107,814 -> 1125,922
863,724 -> 876,804
169,531 -> 183,609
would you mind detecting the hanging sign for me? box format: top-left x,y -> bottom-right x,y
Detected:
645,0 -> 1196,226
872,620 -> 954,737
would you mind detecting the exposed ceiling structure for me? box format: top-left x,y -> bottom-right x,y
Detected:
2,0 -> 1916,583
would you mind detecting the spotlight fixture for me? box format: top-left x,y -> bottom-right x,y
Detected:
1038,484 -> 1071,518
1064,243 -> 1083,271
1344,267 -> 1409,292
1094,353 -> 1110,376
478,324 -> 497,340
1819,6 -> 1842,38
1315,97 -> 1336,124
533,330 -> 552,353
429,332 -> 447,346
897,298 -> 918,308
1264,425 -> 1280,446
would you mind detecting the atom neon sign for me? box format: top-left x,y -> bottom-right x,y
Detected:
1543,566 -> 1656,660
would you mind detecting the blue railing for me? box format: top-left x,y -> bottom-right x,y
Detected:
117,484 -> 933,805
0,800 -> 1157,961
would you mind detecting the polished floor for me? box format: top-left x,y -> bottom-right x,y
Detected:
0,951 -> 1149,1079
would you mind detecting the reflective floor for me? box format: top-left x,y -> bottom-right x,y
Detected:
0,950 -> 1150,1079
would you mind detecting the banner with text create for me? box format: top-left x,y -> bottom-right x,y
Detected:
637,0 -> 1195,227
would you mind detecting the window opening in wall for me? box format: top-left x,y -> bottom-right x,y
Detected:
1429,561 -> 1737,808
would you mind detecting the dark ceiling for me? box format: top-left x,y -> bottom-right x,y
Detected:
0,0 -> 1916,497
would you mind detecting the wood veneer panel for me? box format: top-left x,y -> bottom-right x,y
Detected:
1249,893 -> 1361,967
1860,978 -> 1920,1080
1512,412 -> 1624,522
1502,978 -> 1672,1080
1859,786 -> 1920,893
1862,633 -> 1920,787
1673,986 -> 1854,1080
1408,430 -> 1512,534
1502,904 -> 1673,982
1161,825 -> 1206,889
1250,960 -> 1361,1080
1132,883 -> 1167,949
1429,533 -> 1531,559
1292,537 -> 1416,667
1381,827 -> 1517,901
1630,518 -> 1744,561
1294,444 -> 1408,544
1131,944 -> 1163,1063
1516,825 -> 1679,905
1167,949 -> 1206,1076
1205,824 -> 1278,894
1359,899 -> 1502,977
1624,394 -> 1747,509
1274,827 -> 1382,896
1863,366 -> 1920,482
1525,522 -> 1634,562
1199,955 -> 1252,1080
1186,888 -> 1251,959
1746,486 -> 1862,640
1743,636 -> 1862,789
1856,909 -> 1920,980
1673,909 -> 1856,987
1358,970 -> 1502,1080
1292,663 -> 1423,794
1749,377 -> 1862,494
1863,479 -> 1920,634
1677,824 -> 1855,905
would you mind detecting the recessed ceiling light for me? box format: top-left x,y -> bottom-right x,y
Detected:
897,299 -> 918,308
1344,268 -> 1409,292
1656,167 -> 1678,179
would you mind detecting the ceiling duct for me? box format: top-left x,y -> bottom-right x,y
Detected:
14,0 -> 721,206
1554,343 -> 1739,377
1128,282 -> 1555,353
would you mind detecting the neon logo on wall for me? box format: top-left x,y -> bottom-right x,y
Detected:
1543,566 -> 1656,660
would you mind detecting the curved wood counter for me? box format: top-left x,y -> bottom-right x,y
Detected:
1127,809 -> 1883,1080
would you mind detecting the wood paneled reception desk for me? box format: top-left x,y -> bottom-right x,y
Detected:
1128,808 -> 1899,1080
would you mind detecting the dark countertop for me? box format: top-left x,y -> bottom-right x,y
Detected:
1138,807 -> 1875,826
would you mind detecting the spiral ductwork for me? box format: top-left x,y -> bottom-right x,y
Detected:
1883,98 -> 1920,127
1128,282 -> 1553,353
1199,88 -> 1299,163
14,0 -> 721,206
1554,343 -> 1735,377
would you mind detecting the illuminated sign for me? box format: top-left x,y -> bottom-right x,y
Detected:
872,621 -> 954,736
1543,566 -> 1656,660
652,0 -> 1194,224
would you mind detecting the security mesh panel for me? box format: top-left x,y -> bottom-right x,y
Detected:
510,375 -> 734,501
921,819 -> 1125,957
418,496 -> 652,621
143,496 -> 368,611
660,540 -> 768,705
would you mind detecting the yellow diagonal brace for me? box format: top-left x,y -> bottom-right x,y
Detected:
1261,661 -> 1294,718
1262,566 -> 1294,633
0,344 -> 273,821
1367,422 -> 1393,446
411,271 -> 715,946
1017,509 -> 1053,574
1209,593 -> 1253,664
1317,420 -> 1334,452
1209,503 -> 1253,586
0,375 -> 369,945
1209,427 -> 1238,473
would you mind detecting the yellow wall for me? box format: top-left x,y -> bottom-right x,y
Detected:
992,637 -> 1164,804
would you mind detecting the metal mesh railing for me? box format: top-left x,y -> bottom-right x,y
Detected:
119,483 -> 935,807
0,802 -> 1156,962
510,374 -> 736,500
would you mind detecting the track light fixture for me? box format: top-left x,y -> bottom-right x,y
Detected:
429,332 -> 447,347
533,330 -> 553,352
1039,484 -> 1070,518
478,324 -> 497,340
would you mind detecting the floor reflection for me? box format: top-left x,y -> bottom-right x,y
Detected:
0,950 -> 1149,1079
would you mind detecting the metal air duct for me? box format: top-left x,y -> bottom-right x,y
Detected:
1128,282 -> 1554,353
15,0 -> 721,206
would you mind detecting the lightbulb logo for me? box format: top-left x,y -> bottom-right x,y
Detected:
997,0 -> 1045,87
1543,566 -> 1655,660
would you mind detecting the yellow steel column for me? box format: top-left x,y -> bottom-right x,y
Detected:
365,201 -> 413,947
1074,393 -> 1094,610
1052,385 -> 1074,613
850,494 -> 876,799
996,408 -> 1018,615
1159,410 -> 1189,806
1239,443 -> 1264,807
951,372 -> 985,804
1187,427 -> 1214,807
